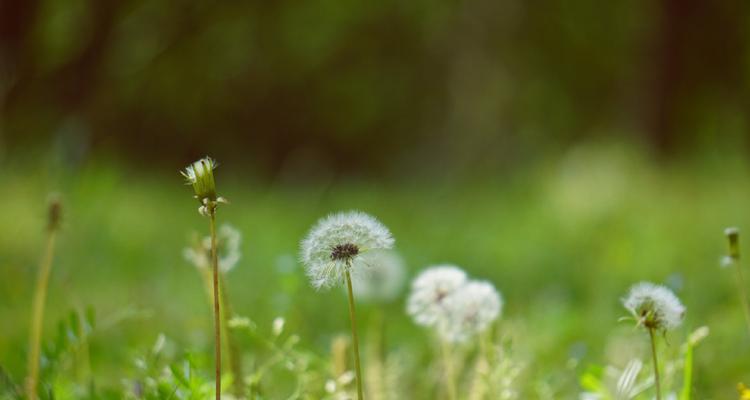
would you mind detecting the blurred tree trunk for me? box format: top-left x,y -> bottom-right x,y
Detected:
646,0 -> 746,154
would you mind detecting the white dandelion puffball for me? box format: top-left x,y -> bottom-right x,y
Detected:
350,250 -> 406,303
183,224 -> 242,273
300,211 -> 395,290
406,265 -> 468,327
438,280 -> 503,343
622,281 -> 685,331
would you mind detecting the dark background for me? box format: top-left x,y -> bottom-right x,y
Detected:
2,0 -> 748,176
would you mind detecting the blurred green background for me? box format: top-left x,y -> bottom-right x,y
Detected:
2,0 -> 750,398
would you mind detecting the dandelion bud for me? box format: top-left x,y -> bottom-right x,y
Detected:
181,157 -> 218,205
622,282 -> 685,332
726,227 -> 740,260
47,195 -> 62,232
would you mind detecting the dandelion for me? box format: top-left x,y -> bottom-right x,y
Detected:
182,156 -> 227,400
301,211 -> 394,290
26,195 -> 62,400
406,265 -> 468,327
438,280 -> 503,344
622,282 -> 685,332
621,282 -> 685,400
722,227 -> 750,336
406,266 -> 502,400
350,250 -> 406,303
300,211 -> 394,400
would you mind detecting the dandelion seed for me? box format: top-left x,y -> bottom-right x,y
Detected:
622,282 -> 685,332
406,265 -> 468,327
438,280 -> 503,343
350,250 -> 406,303
300,211 -> 394,290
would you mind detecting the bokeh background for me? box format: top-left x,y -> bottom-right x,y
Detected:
2,0 -> 750,397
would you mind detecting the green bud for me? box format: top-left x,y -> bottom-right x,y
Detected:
726,227 -> 740,260
182,157 -> 218,203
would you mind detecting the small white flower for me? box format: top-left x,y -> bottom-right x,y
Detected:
406,265 -> 468,327
183,224 -> 242,273
300,211 -> 394,290
438,280 -> 502,343
350,250 -> 406,303
622,282 -> 685,331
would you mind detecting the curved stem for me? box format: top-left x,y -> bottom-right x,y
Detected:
441,340 -> 457,400
648,328 -> 661,400
25,230 -> 57,400
209,212 -> 222,400
345,269 -> 364,400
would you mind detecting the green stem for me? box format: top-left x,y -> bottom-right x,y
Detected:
648,328 -> 661,400
25,229 -> 58,400
441,340 -> 457,400
733,263 -> 750,337
219,274 -> 244,398
209,212 -> 222,400
345,269 -> 364,400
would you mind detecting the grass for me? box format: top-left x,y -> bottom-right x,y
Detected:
1,144 -> 750,398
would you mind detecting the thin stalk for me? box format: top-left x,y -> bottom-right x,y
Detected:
344,268 -> 364,400
209,212 -> 222,400
219,274 -> 244,398
648,328 -> 661,400
733,263 -> 750,336
441,340 -> 457,400
25,229 -> 58,400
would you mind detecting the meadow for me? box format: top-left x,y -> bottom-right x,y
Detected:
2,144 -> 750,399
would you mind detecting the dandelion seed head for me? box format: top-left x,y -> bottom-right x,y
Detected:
181,157 -> 217,203
406,265 -> 468,327
350,250 -> 406,303
622,281 -> 685,331
438,280 -> 503,343
183,224 -> 241,273
300,211 -> 394,290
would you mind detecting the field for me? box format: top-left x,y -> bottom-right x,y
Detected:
1,144 -> 749,399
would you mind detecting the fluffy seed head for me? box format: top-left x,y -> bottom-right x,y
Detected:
438,280 -> 503,343
406,265 -> 468,327
622,281 -> 685,331
184,224 -> 242,273
181,157 -> 217,203
350,250 -> 406,303
300,211 -> 394,290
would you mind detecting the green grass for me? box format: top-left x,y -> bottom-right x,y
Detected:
1,144 -> 750,398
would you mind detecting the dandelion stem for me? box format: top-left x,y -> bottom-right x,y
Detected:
441,340 -> 457,400
725,228 -> 750,336
219,274 -> 244,397
209,210 -> 222,400
733,263 -> 750,336
25,229 -> 58,400
648,327 -> 661,400
345,268 -> 365,400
